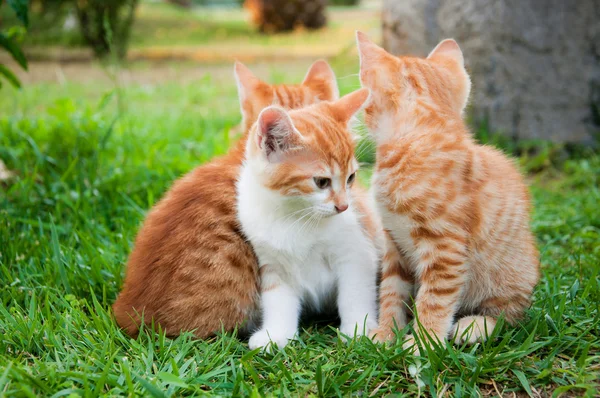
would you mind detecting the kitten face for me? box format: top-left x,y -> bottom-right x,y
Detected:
265,144 -> 358,217
306,160 -> 358,217
246,89 -> 370,217
235,60 -> 339,132
355,32 -> 471,136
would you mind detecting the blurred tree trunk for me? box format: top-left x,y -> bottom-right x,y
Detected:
75,0 -> 140,60
165,0 -> 192,7
245,0 -> 327,33
382,0 -> 600,143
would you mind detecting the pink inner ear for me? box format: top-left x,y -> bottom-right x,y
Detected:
258,108 -> 285,142
256,107 -> 295,162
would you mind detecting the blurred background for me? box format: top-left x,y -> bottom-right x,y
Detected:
1,1 -> 598,157
2,0 -> 599,145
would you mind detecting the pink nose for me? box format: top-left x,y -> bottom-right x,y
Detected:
335,204 -> 349,213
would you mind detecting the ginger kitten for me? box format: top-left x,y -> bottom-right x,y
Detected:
113,60 -> 339,338
237,88 -> 381,350
355,32 -> 540,348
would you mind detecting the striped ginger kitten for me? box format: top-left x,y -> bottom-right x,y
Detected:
237,88 -> 381,350
113,60 -> 339,338
356,32 -> 540,349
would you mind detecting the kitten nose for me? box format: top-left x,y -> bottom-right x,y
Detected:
335,204 -> 349,213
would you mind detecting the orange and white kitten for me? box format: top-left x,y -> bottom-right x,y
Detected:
113,60 -> 339,339
237,88 -> 381,350
356,32 -> 540,348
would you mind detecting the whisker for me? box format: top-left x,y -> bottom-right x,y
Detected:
273,206 -> 313,225
282,207 -> 315,236
338,73 -> 360,80
297,211 -> 318,236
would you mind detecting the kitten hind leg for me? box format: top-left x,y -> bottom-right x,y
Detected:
479,293 -> 532,325
451,315 -> 497,345
370,232 -> 414,343
451,290 -> 532,345
407,237 -> 468,351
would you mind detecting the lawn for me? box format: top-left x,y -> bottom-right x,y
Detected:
1,4 -> 600,397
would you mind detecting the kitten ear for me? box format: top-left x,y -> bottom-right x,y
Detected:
330,88 -> 371,123
356,31 -> 388,73
256,106 -> 299,163
234,61 -> 272,130
234,61 -> 264,99
427,39 -> 471,113
427,39 -> 464,67
302,59 -> 339,100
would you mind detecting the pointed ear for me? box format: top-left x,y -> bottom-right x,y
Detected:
428,39 -> 470,113
234,61 -> 273,131
234,61 -> 262,100
256,106 -> 299,163
330,88 -> 371,123
302,59 -> 339,100
427,39 -> 464,67
356,31 -> 388,70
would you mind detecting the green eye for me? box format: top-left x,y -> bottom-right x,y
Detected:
347,173 -> 356,184
314,177 -> 331,189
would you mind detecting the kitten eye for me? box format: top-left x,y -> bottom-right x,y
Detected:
313,177 -> 331,189
347,173 -> 356,185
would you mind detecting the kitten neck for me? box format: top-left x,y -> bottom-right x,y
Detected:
375,103 -> 467,145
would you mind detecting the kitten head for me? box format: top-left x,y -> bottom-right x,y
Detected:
355,31 -> 471,139
246,88 -> 370,217
234,60 -> 339,132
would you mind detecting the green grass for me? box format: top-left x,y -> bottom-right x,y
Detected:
1,61 -> 599,397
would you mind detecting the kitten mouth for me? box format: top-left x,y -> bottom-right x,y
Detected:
321,211 -> 338,218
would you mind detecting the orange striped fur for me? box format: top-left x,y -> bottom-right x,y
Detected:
113,60 -> 339,339
231,60 -> 339,137
356,32 -> 540,348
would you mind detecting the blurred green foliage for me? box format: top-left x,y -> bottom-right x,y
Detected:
1,0 -> 140,59
74,0 -> 140,59
0,0 -> 29,89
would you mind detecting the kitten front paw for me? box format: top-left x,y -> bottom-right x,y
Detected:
402,334 -> 420,355
369,325 -> 396,343
248,329 -> 292,352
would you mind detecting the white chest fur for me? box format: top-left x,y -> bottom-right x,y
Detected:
236,164 -> 369,308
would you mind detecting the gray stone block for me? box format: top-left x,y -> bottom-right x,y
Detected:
382,0 -> 600,143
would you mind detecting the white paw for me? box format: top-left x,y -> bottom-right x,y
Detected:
248,329 -> 293,352
451,316 -> 497,345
